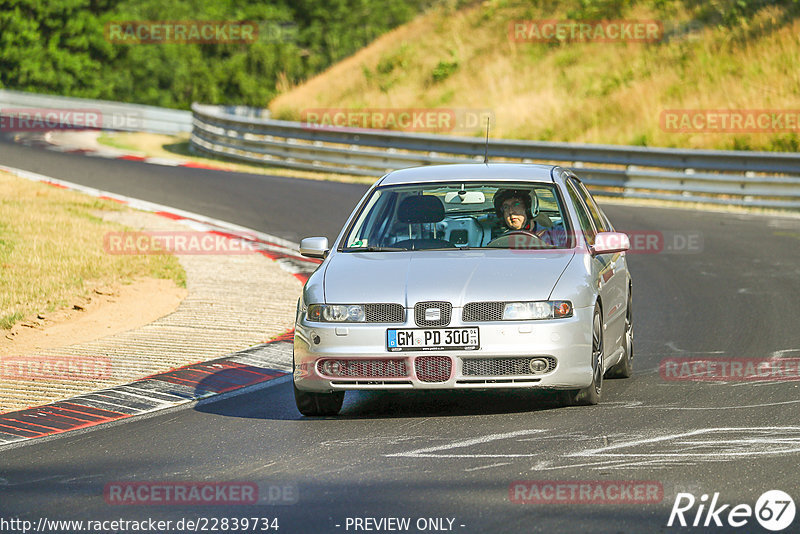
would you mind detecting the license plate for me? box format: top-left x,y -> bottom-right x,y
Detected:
387,328 -> 479,352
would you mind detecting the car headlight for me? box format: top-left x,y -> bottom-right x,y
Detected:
306,304 -> 366,322
502,301 -> 572,320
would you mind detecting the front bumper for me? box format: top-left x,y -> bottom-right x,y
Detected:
293,306 -> 594,392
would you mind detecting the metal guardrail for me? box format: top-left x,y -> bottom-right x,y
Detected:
191,103 -> 800,209
0,90 -> 191,134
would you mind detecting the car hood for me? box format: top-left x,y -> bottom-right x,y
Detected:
322,250 -> 575,306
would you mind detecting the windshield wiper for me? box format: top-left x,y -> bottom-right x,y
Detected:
344,246 -> 406,252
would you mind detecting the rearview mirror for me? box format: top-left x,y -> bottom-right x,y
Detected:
591,232 -> 630,255
444,191 -> 486,204
299,236 -> 329,259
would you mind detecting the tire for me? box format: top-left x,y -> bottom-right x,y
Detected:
606,289 -> 633,379
560,305 -> 603,406
294,383 -> 344,416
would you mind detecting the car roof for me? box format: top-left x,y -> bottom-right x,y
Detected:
378,163 -> 558,186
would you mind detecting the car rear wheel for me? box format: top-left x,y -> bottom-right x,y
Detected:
294,384 -> 344,416
560,305 -> 603,406
606,289 -> 633,379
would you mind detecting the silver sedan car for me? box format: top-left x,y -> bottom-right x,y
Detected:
293,163 -> 633,416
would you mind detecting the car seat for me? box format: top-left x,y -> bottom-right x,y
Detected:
392,195 -> 453,249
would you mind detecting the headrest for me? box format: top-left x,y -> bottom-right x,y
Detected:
398,195 -> 445,224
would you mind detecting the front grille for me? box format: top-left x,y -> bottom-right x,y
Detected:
463,301 -> 504,322
317,359 -> 408,378
364,303 -> 404,323
415,356 -> 452,382
461,357 -> 557,376
414,301 -> 452,327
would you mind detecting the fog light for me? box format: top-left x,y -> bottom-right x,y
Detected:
529,358 -> 549,374
321,360 -> 343,376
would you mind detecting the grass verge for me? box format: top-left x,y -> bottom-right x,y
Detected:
0,171 -> 185,330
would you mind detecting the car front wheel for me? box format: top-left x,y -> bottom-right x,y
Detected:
560,305 -> 603,406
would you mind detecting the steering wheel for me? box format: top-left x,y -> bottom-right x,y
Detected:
486,230 -> 548,249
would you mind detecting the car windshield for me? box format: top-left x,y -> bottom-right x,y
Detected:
342,181 -> 572,251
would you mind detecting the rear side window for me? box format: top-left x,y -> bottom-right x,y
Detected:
572,179 -> 609,233
566,180 -> 596,245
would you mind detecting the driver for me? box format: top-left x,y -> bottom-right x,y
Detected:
493,189 -> 558,246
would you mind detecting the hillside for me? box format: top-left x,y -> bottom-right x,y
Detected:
269,0 -> 800,152
0,0 -> 427,109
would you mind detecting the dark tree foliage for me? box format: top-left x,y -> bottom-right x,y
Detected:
0,0 -> 428,108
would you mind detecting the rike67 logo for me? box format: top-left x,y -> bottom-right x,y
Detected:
668,490 -> 795,531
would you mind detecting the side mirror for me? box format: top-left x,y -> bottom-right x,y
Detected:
299,236 -> 329,259
591,231 -> 630,255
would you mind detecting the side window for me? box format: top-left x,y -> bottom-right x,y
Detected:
346,190 -> 386,246
566,180 -> 596,245
369,192 -> 398,245
573,180 -> 609,233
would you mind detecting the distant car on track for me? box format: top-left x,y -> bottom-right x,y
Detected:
293,164 -> 633,415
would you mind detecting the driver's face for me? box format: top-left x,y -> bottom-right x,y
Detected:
501,198 -> 527,230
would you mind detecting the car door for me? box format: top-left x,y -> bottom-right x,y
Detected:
564,177 -> 624,363
570,177 -> 628,356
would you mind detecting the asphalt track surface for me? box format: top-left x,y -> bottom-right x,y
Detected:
2,136 -> 800,533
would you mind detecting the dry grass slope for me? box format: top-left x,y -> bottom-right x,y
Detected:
270,0 -> 800,151
0,172 -> 185,330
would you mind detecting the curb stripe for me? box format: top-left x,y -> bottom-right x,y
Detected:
0,423 -> 43,437
153,211 -> 184,220
57,402 -> 127,418
0,333 -> 295,447
0,163 -> 305,446
14,133 -> 230,171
